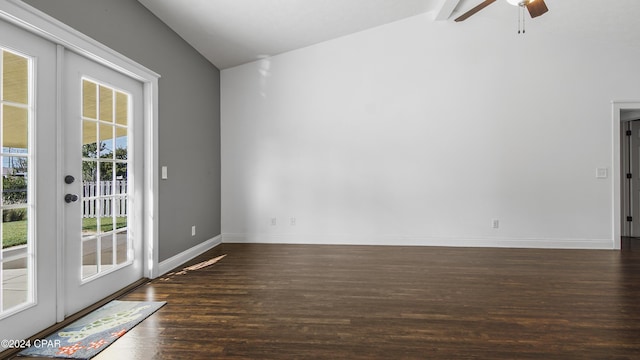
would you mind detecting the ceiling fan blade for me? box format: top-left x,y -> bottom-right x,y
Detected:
526,0 -> 549,18
454,0 -> 497,22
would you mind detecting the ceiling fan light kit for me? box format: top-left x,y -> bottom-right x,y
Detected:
454,0 -> 549,33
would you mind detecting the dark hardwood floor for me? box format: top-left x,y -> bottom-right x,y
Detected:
15,243 -> 640,359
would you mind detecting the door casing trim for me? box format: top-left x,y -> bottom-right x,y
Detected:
612,100 -> 640,250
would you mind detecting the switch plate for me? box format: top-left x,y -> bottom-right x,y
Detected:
596,168 -> 608,179
162,166 -> 168,179
191,225 -> 196,236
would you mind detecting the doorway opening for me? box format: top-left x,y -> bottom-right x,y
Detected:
614,102 -> 640,250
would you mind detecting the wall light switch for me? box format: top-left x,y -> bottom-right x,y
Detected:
162,166 -> 168,179
596,168 -> 608,179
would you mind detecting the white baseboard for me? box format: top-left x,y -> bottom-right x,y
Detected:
221,233 -> 614,250
158,235 -> 222,276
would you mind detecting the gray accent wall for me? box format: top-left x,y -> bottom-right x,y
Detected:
25,0 -> 221,261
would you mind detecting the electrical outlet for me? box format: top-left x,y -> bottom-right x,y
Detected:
271,218 -> 277,226
191,225 -> 196,236
290,217 -> 296,226
492,219 -> 499,229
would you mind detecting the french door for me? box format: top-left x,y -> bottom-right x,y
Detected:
0,14 -> 147,345
63,50 -> 144,316
0,15 -> 58,344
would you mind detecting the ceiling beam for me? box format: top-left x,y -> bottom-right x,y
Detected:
434,0 -> 462,21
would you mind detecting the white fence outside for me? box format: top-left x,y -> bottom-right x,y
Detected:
82,181 -> 127,218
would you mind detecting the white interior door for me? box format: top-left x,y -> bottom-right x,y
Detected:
0,18 -> 58,343
630,120 -> 640,237
63,50 -> 144,316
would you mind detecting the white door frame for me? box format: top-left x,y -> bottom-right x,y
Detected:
0,0 -> 159,322
612,100 -> 640,250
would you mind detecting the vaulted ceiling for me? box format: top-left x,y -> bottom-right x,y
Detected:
137,0 -> 640,70
136,0 -> 459,69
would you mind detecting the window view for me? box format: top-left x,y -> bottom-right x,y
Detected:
0,48 -> 32,314
81,79 -> 131,279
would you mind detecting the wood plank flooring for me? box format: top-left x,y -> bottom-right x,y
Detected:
15,244 -> 640,359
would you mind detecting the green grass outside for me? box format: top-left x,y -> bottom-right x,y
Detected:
2,220 -> 27,248
2,217 -> 126,249
82,217 -> 128,233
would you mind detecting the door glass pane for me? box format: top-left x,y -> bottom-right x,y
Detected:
100,212 -> 114,233
115,126 -> 127,162
2,209 -> 28,249
82,216 -> 98,239
2,257 -> 29,311
82,80 -> 96,119
2,51 -> 28,104
81,80 -> 130,280
99,85 -> 113,122
2,160 -> 28,205
100,235 -> 113,271
82,238 -> 97,278
2,105 -> 28,152
115,198 -> 127,226
115,230 -> 127,265
101,162 -> 113,185
99,123 -> 113,158
82,120 -> 97,158
1,48 -> 33,315
83,160 -> 97,190
115,169 -> 127,194
115,91 -> 127,126
82,160 -> 98,234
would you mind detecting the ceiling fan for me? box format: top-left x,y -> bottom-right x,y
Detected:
454,0 -> 549,23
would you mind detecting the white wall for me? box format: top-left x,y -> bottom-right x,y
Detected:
221,3 -> 640,249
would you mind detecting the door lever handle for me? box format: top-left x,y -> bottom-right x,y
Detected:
65,194 -> 79,203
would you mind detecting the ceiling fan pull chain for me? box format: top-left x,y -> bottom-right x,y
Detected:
522,5 -> 526,33
517,5 -> 521,33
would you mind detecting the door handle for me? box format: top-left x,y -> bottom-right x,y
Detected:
65,194 -> 79,203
